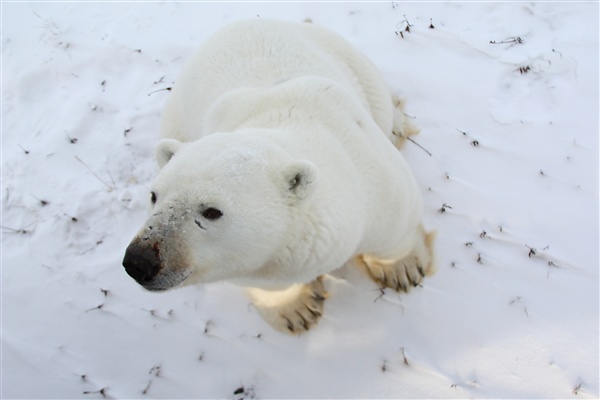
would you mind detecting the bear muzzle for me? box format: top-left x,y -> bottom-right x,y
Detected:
123,242 -> 163,290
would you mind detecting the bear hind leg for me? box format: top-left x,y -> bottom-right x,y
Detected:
359,226 -> 435,292
247,277 -> 328,334
391,94 -> 420,149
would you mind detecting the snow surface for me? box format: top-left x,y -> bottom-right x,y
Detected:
1,2 -> 598,399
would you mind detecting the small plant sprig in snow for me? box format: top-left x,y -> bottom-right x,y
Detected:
395,15 -> 413,39
490,36 -> 524,46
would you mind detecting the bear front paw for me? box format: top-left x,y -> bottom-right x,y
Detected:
279,287 -> 326,333
360,254 -> 426,292
359,225 -> 435,292
247,277 -> 328,334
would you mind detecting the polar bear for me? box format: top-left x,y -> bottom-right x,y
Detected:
123,19 -> 435,334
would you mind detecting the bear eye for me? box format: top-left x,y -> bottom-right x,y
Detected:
150,191 -> 157,204
202,207 -> 223,220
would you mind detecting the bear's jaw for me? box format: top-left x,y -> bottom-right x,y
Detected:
142,285 -> 168,292
139,269 -> 191,292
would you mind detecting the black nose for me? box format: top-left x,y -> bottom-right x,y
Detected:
123,243 -> 161,285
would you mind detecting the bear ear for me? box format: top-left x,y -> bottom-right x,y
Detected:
283,160 -> 317,200
155,139 -> 183,168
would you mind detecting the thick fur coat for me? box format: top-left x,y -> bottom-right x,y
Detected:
123,19 -> 434,334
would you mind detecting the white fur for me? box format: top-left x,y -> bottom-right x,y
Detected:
126,19 -> 433,333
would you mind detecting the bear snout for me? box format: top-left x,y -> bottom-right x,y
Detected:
123,242 -> 162,287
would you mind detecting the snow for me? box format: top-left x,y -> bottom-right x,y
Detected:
1,2 -> 598,399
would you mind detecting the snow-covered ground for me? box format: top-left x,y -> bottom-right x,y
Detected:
2,2 -> 598,399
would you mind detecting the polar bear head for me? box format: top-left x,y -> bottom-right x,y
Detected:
122,131 -> 317,292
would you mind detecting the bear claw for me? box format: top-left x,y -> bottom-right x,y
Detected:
248,277 -> 328,334
360,250 -> 432,293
